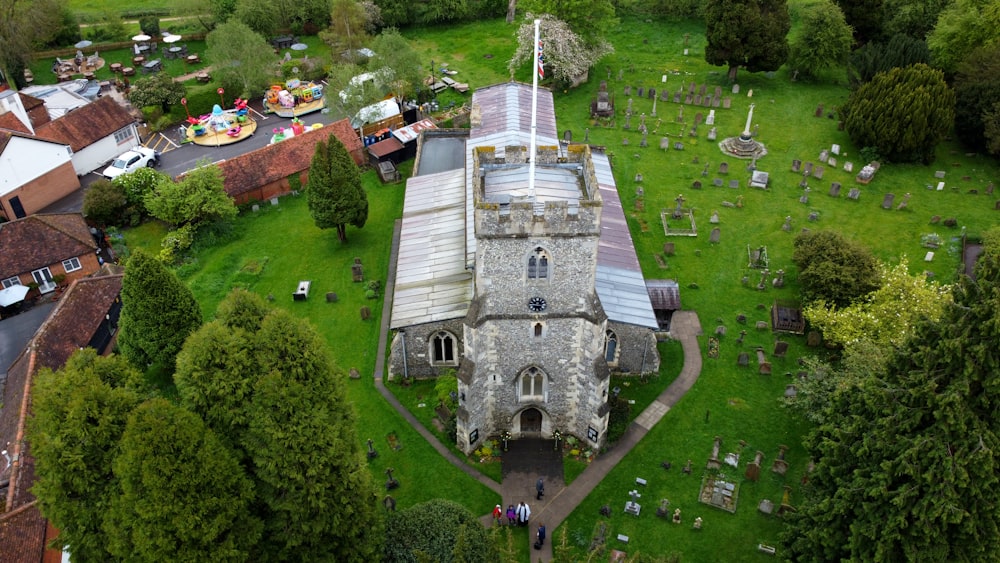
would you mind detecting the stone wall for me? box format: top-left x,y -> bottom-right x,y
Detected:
387,319 -> 466,380
607,321 -> 661,375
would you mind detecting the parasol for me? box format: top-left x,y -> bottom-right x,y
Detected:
0,285 -> 30,307
132,34 -> 151,42
290,43 -> 308,52
163,34 -> 182,44
74,40 -> 93,49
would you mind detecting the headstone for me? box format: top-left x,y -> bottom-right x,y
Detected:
937,182 -> 945,191
827,157 -> 837,167
689,82 -> 696,94
728,179 -> 739,189
695,112 -> 704,125
360,306 -> 371,320
897,192 -> 911,210
804,162 -> 813,175
843,161 -> 853,173
732,84 -> 740,94
674,91 -> 682,103
270,197 -> 279,205
882,193 -> 895,209
719,162 -> 729,174
738,352 -> 750,366
772,445 -> 789,475
798,177 -> 809,189
624,114 -> 631,130
699,84 -> 707,96
707,127 -> 717,141
782,216 -> 792,231
791,159 -> 801,172
648,87 -> 656,99
352,258 -> 364,282
326,292 -> 338,302
934,170 -> 946,179
626,98 -> 633,115
640,131 -> 648,147
831,144 -> 840,155
774,341 -> 788,357
624,85 -> 632,96
925,251 -> 935,262
713,96 -> 721,108
694,94 -> 702,105
674,142 -> 684,150
710,211 -> 720,223
689,125 -> 698,137
715,86 -> 723,99
660,137 -> 671,150
807,331 -> 821,346
661,90 -> 670,101
563,129 -> 572,142
814,104 -> 824,117
812,166 -> 824,179
710,228 -> 721,243
723,97 -> 731,109
750,170 -> 769,188
713,178 -> 724,187
829,182 -> 841,197
692,180 -> 703,189
745,450 -> 765,482
818,149 -> 829,163
706,110 -> 716,125
703,96 -> 713,107
685,93 -> 693,104
599,80 -> 608,92
252,204 -> 260,212
848,188 -> 861,200
637,86 -> 644,98
799,188 -> 810,204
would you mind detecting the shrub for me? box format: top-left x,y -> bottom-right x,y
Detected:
138,16 -> 160,37
83,179 -> 128,227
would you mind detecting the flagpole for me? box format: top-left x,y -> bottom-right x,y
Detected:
528,18 -> 540,200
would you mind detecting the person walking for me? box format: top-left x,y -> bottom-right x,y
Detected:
506,504 -> 517,526
535,523 -> 546,549
492,504 -> 503,526
516,501 -> 531,527
536,477 -> 545,500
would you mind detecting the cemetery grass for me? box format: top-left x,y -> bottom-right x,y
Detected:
122,170 -> 500,516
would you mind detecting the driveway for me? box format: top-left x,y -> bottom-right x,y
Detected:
0,301 -> 56,377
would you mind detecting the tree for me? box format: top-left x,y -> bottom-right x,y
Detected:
83,178 -> 128,227
29,350 -> 144,562
384,499 -> 498,562
206,20 -> 279,98
0,0 -> 70,88
833,0 -> 884,45
883,0 -> 950,40
144,160 -> 237,227
927,0 -> 1000,74
803,258 -> 952,349
320,0 -> 370,61
953,45 -> 1000,154
523,0 -> 618,43
306,133 -> 368,242
984,101 -> 1000,157
112,166 -> 169,216
117,249 -> 203,369
792,230 -> 880,307
105,398 -> 260,562
127,72 -> 186,114
234,0 -> 282,37
509,14 -> 614,86
175,289 -> 383,560
704,0 -> 791,82
783,228 -> 1000,561
841,63 -> 954,163
369,28 -> 424,100
848,33 -> 929,86
788,0 -> 853,78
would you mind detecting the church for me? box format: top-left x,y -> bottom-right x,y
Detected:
388,82 -> 670,454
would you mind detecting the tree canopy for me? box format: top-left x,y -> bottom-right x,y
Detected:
523,0 -> 618,43
0,0 -> 72,88
704,0 -> 791,81
848,33 -> 929,87
206,20 -> 279,98
306,133 -> 368,242
144,160 -> 237,227
117,249 -> 203,370
369,28 -> 424,101
174,289 -> 383,560
927,0 -> 1000,74
833,0 -> 885,45
127,72 -> 186,114
509,13 -> 614,86
841,63 -> 954,163
384,499 -> 498,562
953,44 -> 1000,156
792,230 -> 881,307
788,0 -> 853,79
783,227 -> 1000,562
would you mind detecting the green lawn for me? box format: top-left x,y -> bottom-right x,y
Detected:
117,13 -> 1000,562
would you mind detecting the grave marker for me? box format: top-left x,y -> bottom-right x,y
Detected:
723,97 -> 731,109
673,91 -> 682,103
674,142 -> 685,150
791,159 -> 801,172
814,104 -> 824,117
831,144 -> 840,155
692,180 -> 703,189
732,83 -> 740,94
715,86 -> 723,99
934,170 -> 946,179
637,86 -> 644,98
707,127 -> 717,141
713,96 -> 721,108
694,94 -> 702,105
829,182 -> 841,197
648,87 -> 656,99
719,162 -> 729,174
804,162 -> 813,175
710,210 -> 720,223
706,110 -> 716,125
689,82 -> 696,94
812,166 -> 824,179
695,112 -> 704,125
848,188 -> 861,200
818,149 -> 829,163
685,93 -> 693,104
713,178 -> 724,187
882,193 -> 895,209
843,161 -> 853,172
710,228 -> 721,243
624,85 -> 632,96
827,157 -> 837,167
729,179 -> 739,189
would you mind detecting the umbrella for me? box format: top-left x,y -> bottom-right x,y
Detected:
0,285 -> 29,307
75,40 -> 93,49
163,34 -> 182,44
290,43 -> 308,51
134,44 -> 141,55
132,34 -> 151,42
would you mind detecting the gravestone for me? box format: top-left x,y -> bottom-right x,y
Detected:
772,445 -> 789,475
831,144 -> 840,155
732,83 -> 740,94
738,352 -> 750,366
699,84 -> 707,96
563,130 -> 572,143
637,86 -> 644,98
677,106 -> 685,122
660,137 -> 671,150
882,193 -> 895,209
692,180 -> 703,189
715,86 -> 723,99
799,188 -> 811,204
689,82 -> 696,94
624,85 -> 632,96
657,498 -> 671,518
626,98 -> 633,115
848,188 -> 861,200
791,159 -> 801,172
804,162 -> 813,175
829,182 -> 841,197
703,96 -> 713,107
798,177 -> 809,189
843,161 -> 853,173
773,341 -> 788,357
326,292 -> 338,302
713,96 -> 721,108
352,258 -> 364,282
897,192 -> 911,210
685,93 -> 693,104
807,331 -> 821,346
710,228 -> 721,243
706,110 -> 716,125
710,210 -> 720,223
361,306 -> 372,320
661,90 -> 670,101
723,97 -> 731,109
745,451 -> 765,482
674,142 -> 684,150
713,178 -> 724,187
719,162 -> 729,174
827,157 -> 837,167
270,197 -> 279,205
814,104 -> 824,117
663,242 -> 675,255
729,179 -> 739,189
703,164 -> 710,176
694,94 -> 702,105
707,436 -> 723,469
674,91 -> 682,103
750,170 -> 769,188
707,127 -> 717,141
695,112 -> 704,125
782,216 -> 792,231
648,87 -> 656,99
624,114 -> 631,129
640,132 -> 648,147
818,149 -> 829,163
599,80 -> 608,92
812,166 -> 824,179
934,170 -> 946,179
689,125 -> 698,137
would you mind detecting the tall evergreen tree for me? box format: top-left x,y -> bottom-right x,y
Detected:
29,351 -> 144,562
117,249 -> 203,370
704,0 -> 791,81
792,230 -> 881,307
833,0 -> 885,45
307,133 -> 368,242
175,289 -> 383,560
848,33 -> 930,87
783,227 -> 1000,561
953,45 -> 1000,155
788,0 -> 853,79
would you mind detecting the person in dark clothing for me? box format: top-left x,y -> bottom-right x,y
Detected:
536,477 -> 545,500
535,523 -> 546,549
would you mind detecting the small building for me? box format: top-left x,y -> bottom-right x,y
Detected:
0,130 -> 79,220
0,213 -> 100,297
35,96 -> 139,176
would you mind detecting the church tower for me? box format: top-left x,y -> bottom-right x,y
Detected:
456,144 -> 613,453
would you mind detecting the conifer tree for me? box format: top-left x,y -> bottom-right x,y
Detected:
307,133 -> 368,242
704,0 -> 791,81
117,249 -> 202,370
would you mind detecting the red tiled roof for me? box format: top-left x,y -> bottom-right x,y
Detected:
0,213 -> 97,278
218,118 -> 364,198
34,274 -> 122,371
0,349 -> 30,489
0,111 -> 30,134
0,502 -> 47,563
35,97 -> 135,152
17,93 -> 45,113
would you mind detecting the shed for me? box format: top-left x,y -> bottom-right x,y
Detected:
645,279 -> 681,331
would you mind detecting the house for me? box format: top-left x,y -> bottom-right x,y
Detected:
0,213 -> 100,297
0,272 -> 124,562
0,91 -> 50,134
34,96 -> 139,175
388,82 -> 661,454
216,118 -> 364,205
0,129 -> 79,220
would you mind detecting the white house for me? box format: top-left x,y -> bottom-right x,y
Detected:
0,130 -> 78,219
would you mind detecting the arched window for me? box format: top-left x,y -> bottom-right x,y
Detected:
534,322 -> 544,338
519,367 -> 547,402
430,331 -> 457,365
527,247 -> 550,279
605,330 -> 619,365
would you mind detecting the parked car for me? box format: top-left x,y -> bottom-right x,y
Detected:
102,147 -> 159,180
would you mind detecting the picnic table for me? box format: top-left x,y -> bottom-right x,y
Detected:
142,59 -> 162,73
272,35 -> 294,49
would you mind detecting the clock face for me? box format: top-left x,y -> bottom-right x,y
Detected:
528,296 -> 547,312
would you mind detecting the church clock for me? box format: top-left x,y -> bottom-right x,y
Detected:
527,296 -> 547,312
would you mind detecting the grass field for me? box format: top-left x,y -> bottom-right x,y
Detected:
119,12 -> 1000,561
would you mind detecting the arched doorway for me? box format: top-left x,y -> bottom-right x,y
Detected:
520,408 -> 542,433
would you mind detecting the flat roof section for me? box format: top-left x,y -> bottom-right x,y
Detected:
483,165 -> 583,204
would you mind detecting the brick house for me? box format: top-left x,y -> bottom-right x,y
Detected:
217,118 -> 364,205
0,272 -> 124,562
0,213 -> 99,297
0,130 -> 78,220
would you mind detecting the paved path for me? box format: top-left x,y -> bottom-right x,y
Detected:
372,211 -> 704,560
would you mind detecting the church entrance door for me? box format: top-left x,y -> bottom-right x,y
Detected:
520,408 -> 542,433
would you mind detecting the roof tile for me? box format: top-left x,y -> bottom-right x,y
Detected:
35,97 -> 135,152
0,213 -> 97,277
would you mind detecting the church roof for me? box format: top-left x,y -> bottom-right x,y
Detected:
592,151 -> 659,329
390,167 -> 472,329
